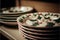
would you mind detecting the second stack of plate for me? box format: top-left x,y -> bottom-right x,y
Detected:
0,6 -> 34,26
0,13 -> 20,25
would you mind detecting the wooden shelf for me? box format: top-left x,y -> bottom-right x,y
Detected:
0,26 -> 26,40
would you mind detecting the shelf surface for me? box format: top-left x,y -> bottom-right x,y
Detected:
0,26 -> 26,40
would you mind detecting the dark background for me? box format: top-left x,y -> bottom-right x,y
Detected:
0,0 -> 60,8
1,0 -> 15,8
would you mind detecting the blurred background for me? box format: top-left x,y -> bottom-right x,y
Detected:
1,0 -> 60,13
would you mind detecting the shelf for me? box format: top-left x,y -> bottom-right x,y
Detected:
0,26 -> 26,40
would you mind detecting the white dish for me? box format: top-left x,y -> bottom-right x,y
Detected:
2,6 -> 33,14
17,12 -> 60,28
0,21 -> 17,25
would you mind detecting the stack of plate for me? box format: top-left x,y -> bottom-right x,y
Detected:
0,6 -> 34,25
22,26 -> 59,40
0,13 -> 20,25
18,24 -> 59,40
17,12 -> 59,40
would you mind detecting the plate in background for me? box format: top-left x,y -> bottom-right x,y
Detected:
0,6 -> 34,26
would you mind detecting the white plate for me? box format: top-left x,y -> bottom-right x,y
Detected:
2,17 -> 17,19
0,21 -> 17,25
0,18 -> 17,25
2,6 -> 33,14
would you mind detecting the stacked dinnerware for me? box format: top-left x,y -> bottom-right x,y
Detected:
0,6 -> 34,26
17,12 -> 60,40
